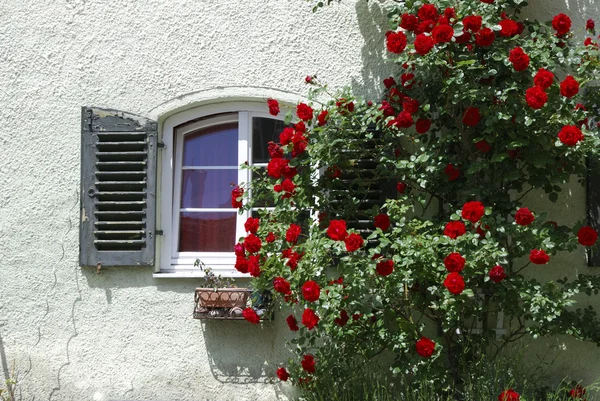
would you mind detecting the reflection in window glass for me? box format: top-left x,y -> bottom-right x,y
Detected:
252,117 -> 285,164
180,170 -> 237,209
183,123 -> 238,166
179,212 -> 237,252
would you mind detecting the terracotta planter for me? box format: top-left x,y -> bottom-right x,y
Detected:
193,288 -> 252,319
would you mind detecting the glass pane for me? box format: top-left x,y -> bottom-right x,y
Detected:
183,123 -> 238,166
179,212 -> 237,252
181,169 -> 237,209
251,167 -> 275,207
252,117 -> 286,163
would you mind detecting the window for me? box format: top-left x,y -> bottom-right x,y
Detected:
159,103 -> 286,276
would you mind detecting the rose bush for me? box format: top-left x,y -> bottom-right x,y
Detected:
232,0 -> 600,394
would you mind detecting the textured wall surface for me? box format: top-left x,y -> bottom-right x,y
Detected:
0,0 -> 599,400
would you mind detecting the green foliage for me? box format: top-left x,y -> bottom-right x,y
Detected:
236,0 -> 600,395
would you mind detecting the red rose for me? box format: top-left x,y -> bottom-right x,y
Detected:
235,256 -> 248,273
286,314 -> 299,331
525,86 -> 548,109
570,385 -> 586,399
415,337 -> 436,357
444,163 -> 460,181
268,141 -> 284,159
560,75 -> 579,98
279,127 -> 294,145
265,232 -> 276,243
242,308 -> 260,324
463,15 -> 482,32
444,221 -> 466,239
444,252 -> 465,272
558,125 -> 584,146
327,219 -> 348,241
276,367 -> 289,381
552,13 -> 572,36
244,217 -> 260,234
456,31 -> 471,44
231,186 -> 244,208
418,4 -> 438,21
432,24 -> 454,43
401,73 -> 415,88
244,234 -> 262,254
499,389 -> 520,401
444,272 -> 465,295
529,249 -> 550,264
416,118 -> 431,134
578,226 -> 598,246
248,255 -> 261,277
344,233 -> 364,252
267,98 -> 280,116
296,103 -> 314,121
394,111 -> 414,128
374,213 -> 391,231
379,101 -> 395,117
376,259 -> 394,276
462,107 -> 480,126
587,19 -> 595,31
444,7 -> 456,20
234,242 -> 245,257
383,77 -> 397,89
274,277 -> 291,295
301,354 -> 316,373
499,19 -> 520,37
515,208 -> 535,226
508,47 -> 530,71
403,98 -> 420,114
401,13 -> 419,31
397,182 -> 408,194
286,251 -> 304,270
302,280 -> 321,302
480,0 -> 494,3
316,110 -> 329,127
489,265 -> 507,283
302,308 -> 319,330
475,140 -> 491,153
534,68 -> 554,89
462,201 -> 485,223
475,28 -> 495,47
386,31 -> 408,53
267,157 -> 289,179
414,34 -> 435,55
286,223 -> 302,244
334,310 -> 350,327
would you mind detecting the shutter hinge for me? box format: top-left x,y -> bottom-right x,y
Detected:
156,230 -> 164,236
157,142 -> 166,149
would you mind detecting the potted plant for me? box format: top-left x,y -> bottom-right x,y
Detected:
193,260 -> 251,319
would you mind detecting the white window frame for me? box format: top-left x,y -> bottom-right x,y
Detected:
157,102 -> 284,277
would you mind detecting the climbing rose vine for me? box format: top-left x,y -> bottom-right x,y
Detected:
231,0 -> 600,393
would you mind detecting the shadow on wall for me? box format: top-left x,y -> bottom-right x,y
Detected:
520,0 -> 599,22
350,0 -> 395,100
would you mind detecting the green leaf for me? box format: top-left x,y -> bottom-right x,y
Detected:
549,192 -> 559,203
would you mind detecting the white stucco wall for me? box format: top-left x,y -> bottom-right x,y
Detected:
0,0 -> 599,400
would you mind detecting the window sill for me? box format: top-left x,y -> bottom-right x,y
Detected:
153,269 -> 250,279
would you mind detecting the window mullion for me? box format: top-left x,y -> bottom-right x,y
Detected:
237,111 -> 251,242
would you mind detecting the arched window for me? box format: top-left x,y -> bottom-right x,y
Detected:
159,103 -> 286,276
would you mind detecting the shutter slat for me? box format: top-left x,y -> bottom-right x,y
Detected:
80,107 -> 157,267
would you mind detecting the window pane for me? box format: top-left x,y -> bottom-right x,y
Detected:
252,117 -> 286,163
181,169 -> 237,209
251,167 -> 275,207
179,212 -> 237,252
183,123 -> 238,166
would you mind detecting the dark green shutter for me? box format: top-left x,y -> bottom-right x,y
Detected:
328,126 -> 395,241
587,155 -> 600,267
80,107 -> 158,267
